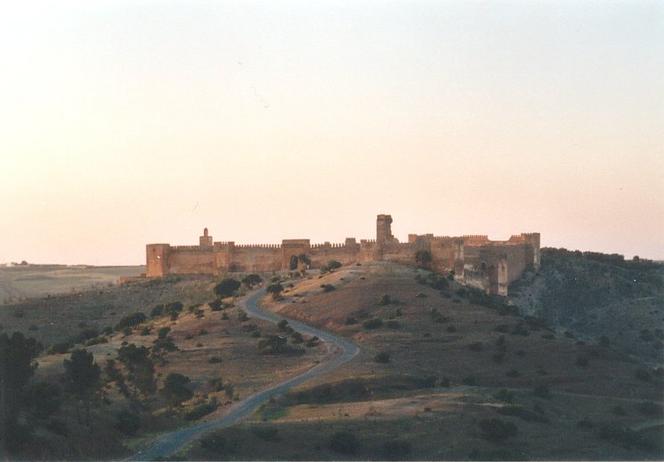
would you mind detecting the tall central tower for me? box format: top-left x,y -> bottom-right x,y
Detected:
376,214 -> 395,245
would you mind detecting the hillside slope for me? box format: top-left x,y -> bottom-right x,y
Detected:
510,249 -> 664,363
185,262 -> 664,461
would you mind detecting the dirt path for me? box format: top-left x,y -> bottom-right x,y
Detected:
128,287 -> 360,461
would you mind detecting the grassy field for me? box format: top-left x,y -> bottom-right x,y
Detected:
0,264 -> 144,304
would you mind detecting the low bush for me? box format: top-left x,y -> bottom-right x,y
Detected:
185,400 -> 218,420
385,320 -> 401,329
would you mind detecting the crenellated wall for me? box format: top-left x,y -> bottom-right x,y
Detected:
145,216 -> 540,296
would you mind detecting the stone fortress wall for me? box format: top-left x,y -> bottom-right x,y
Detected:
146,215 -> 540,296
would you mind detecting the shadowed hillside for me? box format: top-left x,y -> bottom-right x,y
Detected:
510,249 -> 664,363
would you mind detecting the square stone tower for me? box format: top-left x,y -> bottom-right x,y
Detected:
376,214 -> 395,245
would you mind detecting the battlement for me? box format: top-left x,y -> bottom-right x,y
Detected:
145,215 -> 540,295
311,242 -> 348,249
234,243 -> 281,249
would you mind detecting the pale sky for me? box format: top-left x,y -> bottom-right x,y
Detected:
1,0 -> 662,265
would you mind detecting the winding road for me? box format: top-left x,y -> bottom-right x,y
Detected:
129,287 -> 360,461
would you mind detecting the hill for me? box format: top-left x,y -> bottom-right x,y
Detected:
183,262 -> 664,461
510,248 -> 664,363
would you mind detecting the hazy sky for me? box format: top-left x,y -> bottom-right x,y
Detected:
1,0 -> 662,265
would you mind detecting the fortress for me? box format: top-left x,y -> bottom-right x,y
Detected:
146,215 -> 539,296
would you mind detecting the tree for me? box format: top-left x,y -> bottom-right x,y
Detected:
298,254 -> 311,267
117,344 -> 156,396
115,409 -> 141,436
415,250 -> 432,269
214,278 -> 241,298
289,255 -> 299,271
161,373 -> 193,407
266,283 -> 284,300
0,332 -> 40,453
63,349 -> 101,426
25,381 -> 62,419
241,274 -> 263,288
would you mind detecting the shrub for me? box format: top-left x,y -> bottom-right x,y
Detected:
383,439 -> 412,459
479,418 -> 518,442
374,351 -> 391,363
267,283 -> 284,299
209,299 -> 224,311
327,260 -> 342,271
157,327 -> 171,339
185,399 -> 218,420
363,318 -> 383,330
385,320 -> 401,329
49,341 -> 72,355
115,409 -> 141,435
238,311 -> 249,322
115,312 -> 147,331
446,325 -> 457,333
161,373 -> 193,406
329,431 -> 360,454
506,369 -> 521,378
345,317 -> 358,325
291,332 -> 304,344
242,274 -> 263,288
208,356 -> 222,364
214,278 -> 241,298
321,284 -> 336,292
277,319 -> 289,331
